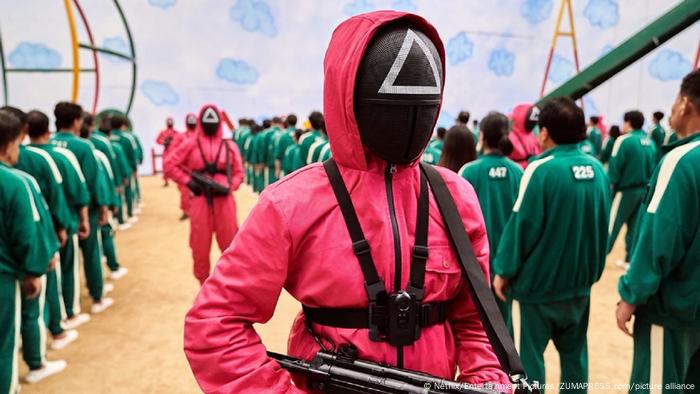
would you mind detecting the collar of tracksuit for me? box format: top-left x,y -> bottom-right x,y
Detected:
662,131 -> 700,154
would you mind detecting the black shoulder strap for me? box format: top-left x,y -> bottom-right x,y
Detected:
323,159 -> 387,301
419,162 -> 527,383
407,171 -> 429,301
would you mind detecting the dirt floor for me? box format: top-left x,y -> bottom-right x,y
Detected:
23,175 -> 634,393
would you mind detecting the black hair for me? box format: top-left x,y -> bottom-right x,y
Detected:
436,126 -> 446,139
652,111 -> 664,122
623,110 -> 645,130
480,111 -> 514,156
99,115 -> 112,134
54,101 -> 83,130
80,113 -> 94,138
1,106 -> 27,126
251,124 -> 263,135
589,116 -> 600,124
309,111 -> 325,131
608,125 -> 621,139
286,114 -> 298,127
110,115 -> 128,130
457,111 -> 470,124
262,119 -> 272,129
538,97 -> 586,144
294,129 -> 303,142
680,68 -> 700,112
0,110 -> 23,151
27,110 -> 50,139
272,116 -> 283,124
238,118 -> 248,127
438,125 -> 476,172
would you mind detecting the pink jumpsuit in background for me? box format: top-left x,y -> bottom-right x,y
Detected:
164,105 -> 243,284
156,118 -> 178,182
168,114 -> 197,215
508,103 -> 542,169
183,11 -> 509,394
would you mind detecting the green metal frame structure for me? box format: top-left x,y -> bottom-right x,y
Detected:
538,0 -> 700,104
0,0 -> 137,115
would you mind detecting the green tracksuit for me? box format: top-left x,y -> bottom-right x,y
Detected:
111,142 -> 131,225
264,126 -> 283,185
15,145 -> 72,337
307,136 -> 329,164
129,131 -> 143,204
586,126 -> 603,156
494,144 -> 610,391
298,129 -> 323,167
0,162 -> 50,393
52,132 -> 111,302
579,139 -> 596,157
649,124 -> 666,162
111,129 -> 137,217
428,138 -> 444,155
607,130 -> 657,261
250,128 -> 272,192
32,144 -> 89,319
421,144 -> 441,165
12,171 -> 58,371
240,130 -> 254,185
272,128 -> 296,177
618,133 -> 700,393
600,137 -> 616,164
281,144 -> 303,175
93,149 -> 121,272
459,153 -> 523,330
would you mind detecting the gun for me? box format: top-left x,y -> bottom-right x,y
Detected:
268,347 -> 505,394
190,171 -> 230,206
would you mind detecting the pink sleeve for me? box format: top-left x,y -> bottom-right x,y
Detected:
228,140 -> 244,191
184,195 -> 304,394
163,137 -> 194,185
446,180 -> 510,387
156,130 -> 167,145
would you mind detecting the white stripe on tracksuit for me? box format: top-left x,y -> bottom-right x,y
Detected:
650,325 -> 664,394
9,283 -> 20,394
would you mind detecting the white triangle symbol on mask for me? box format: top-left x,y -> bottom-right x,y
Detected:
377,29 -> 441,95
202,107 -> 219,123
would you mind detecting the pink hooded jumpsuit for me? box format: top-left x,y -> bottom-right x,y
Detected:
169,114 -> 197,215
183,11 -> 509,393
508,104 -> 542,169
157,117 -> 178,182
164,105 -> 244,284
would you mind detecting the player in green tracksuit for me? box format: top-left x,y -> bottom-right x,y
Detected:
493,98 -> 610,391
306,132 -> 329,164
428,126 -> 446,154
250,122 -> 272,192
271,115 -> 297,179
616,71 -> 700,394
607,111 -> 657,264
111,116 -> 137,220
599,125 -> 621,165
0,109 -> 58,392
459,112 -> 523,331
649,111 -> 666,163
240,123 -> 256,185
579,139 -> 597,157
127,127 -> 143,207
421,143 -> 441,164
586,116 -> 603,157
15,143 -> 76,344
52,102 -> 112,313
263,119 -> 284,186
27,110 -> 91,329
89,121 -> 126,277
298,111 -> 325,167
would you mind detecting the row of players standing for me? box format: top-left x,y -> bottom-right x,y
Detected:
409,87 -> 695,388
0,102 -> 143,392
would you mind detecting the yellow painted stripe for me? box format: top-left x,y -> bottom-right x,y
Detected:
63,0 -> 80,102
650,324 -> 664,394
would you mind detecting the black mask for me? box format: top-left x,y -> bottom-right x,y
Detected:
524,105 -> 540,132
186,114 -> 197,131
166,118 -> 174,128
199,106 -> 220,136
354,22 -> 443,165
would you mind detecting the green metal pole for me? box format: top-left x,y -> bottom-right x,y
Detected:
0,26 -> 9,105
539,0 -> 700,104
114,0 -> 137,116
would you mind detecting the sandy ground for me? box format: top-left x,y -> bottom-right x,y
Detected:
22,175 -> 634,393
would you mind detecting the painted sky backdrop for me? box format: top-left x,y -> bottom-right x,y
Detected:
0,0 -> 697,173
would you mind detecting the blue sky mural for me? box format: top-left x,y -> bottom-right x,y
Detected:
648,49 -> 692,81
583,0 -> 619,29
148,0 -> 177,10
520,0 -> 553,25
102,37 -> 130,63
216,59 -> 259,85
140,81 -> 179,106
230,0 -> 277,37
8,42 -> 62,69
446,32 -> 474,66
488,48 -> 516,77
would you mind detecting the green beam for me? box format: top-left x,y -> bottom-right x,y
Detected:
539,0 -> 700,104
79,43 -> 133,61
0,26 -> 8,105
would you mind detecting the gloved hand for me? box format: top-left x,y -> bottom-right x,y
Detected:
187,179 -> 204,196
